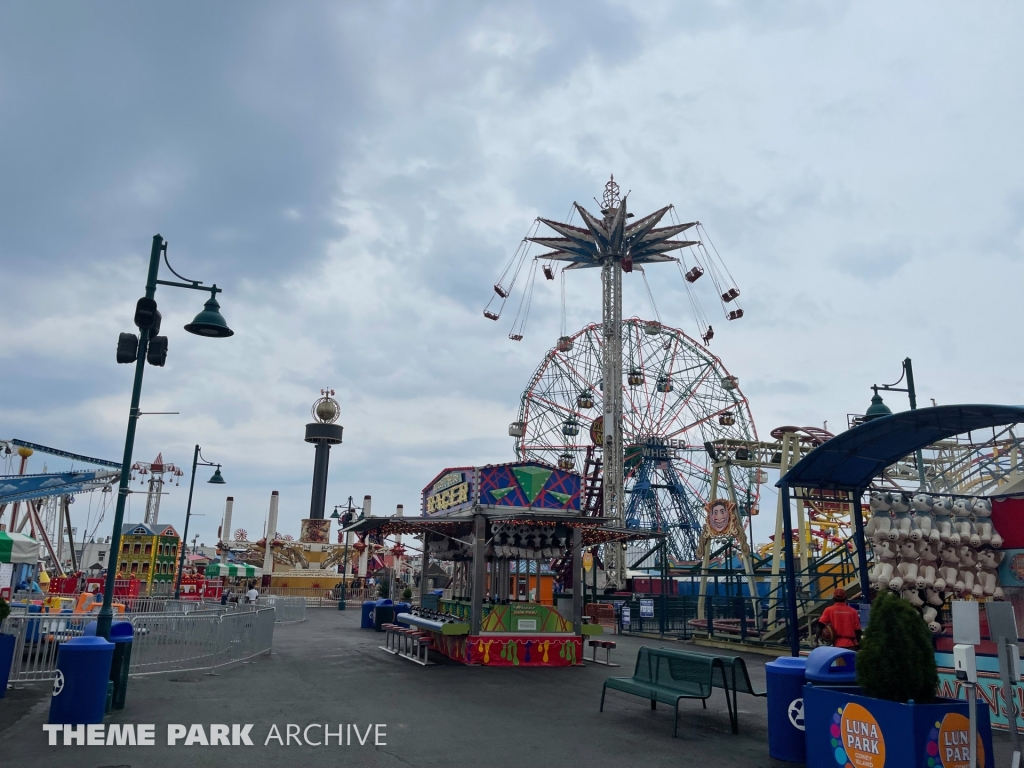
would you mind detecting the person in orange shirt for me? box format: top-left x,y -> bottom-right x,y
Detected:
818,588 -> 862,649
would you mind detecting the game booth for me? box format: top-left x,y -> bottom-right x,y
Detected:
772,403 -> 1024,766
344,461 -> 657,666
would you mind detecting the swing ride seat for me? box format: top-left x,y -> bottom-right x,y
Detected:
600,647 -> 733,737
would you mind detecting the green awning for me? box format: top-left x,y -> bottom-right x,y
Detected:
204,561 -> 261,578
0,531 -> 40,564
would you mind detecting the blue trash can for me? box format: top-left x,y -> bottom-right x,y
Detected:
393,602 -> 411,626
0,633 -> 15,699
373,599 -> 395,631
765,656 -> 808,763
49,636 -> 115,725
84,621 -> 135,711
805,646 -> 856,685
361,601 -> 377,629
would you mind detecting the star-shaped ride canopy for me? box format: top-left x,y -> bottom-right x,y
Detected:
527,197 -> 700,270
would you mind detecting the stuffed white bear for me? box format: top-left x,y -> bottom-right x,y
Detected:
924,585 -> 945,608
888,493 -> 914,541
865,491 -> 893,543
915,541 -> 939,589
910,494 -> 938,542
975,549 -> 1004,599
932,497 -> 955,543
869,539 -> 898,589
889,539 -> 921,592
921,586 -> 944,634
934,541 -> 961,593
951,498 -> 974,547
493,531 -> 507,558
901,587 -> 924,608
510,526 -> 527,558
543,525 -> 559,557
954,545 -> 979,597
920,603 -> 942,634
971,498 -> 1003,548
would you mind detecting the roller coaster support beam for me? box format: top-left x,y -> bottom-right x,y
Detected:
779,483 -> 800,657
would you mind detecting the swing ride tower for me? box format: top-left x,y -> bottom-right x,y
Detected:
486,177 -> 746,588
521,178 -> 704,586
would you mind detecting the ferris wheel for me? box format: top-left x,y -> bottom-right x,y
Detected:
511,318 -> 759,561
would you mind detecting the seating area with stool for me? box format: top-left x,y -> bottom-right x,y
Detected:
586,638 -> 619,667
379,623 -> 434,666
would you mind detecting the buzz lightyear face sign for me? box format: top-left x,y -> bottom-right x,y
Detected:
704,498 -> 739,539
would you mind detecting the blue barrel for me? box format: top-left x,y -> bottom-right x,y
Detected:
0,633 -> 15,699
360,600 -> 377,629
49,636 -> 115,725
805,646 -> 857,685
765,656 -> 807,763
393,602 -> 409,626
373,599 -> 395,631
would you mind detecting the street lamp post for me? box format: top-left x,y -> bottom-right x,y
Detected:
96,234 -> 232,640
174,444 -> 225,599
864,357 -> 928,488
332,496 -> 360,606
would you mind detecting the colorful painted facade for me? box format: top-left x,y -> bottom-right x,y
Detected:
421,461 -> 582,517
116,523 -> 180,588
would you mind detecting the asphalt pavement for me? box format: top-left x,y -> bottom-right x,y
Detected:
0,608 -> 1013,767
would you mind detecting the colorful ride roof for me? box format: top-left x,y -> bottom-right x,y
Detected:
421,461 -> 582,517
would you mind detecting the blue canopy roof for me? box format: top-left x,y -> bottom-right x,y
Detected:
779,404 -> 1024,492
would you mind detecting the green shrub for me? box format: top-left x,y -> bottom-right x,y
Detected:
402,587 -> 413,601
856,591 -> 937,703
377,581 -> 390,599
0,596 -> 9,627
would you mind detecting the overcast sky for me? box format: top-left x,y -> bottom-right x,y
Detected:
1,1 -> 1021,549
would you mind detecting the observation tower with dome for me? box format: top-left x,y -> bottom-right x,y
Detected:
305,388 -> 344,524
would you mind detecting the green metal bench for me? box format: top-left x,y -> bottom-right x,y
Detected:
658,648 -> 766,734
600,647 -> 734,737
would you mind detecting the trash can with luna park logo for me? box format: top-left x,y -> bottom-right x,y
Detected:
803,685 -> 994,768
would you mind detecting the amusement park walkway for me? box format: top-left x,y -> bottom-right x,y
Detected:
3,609 -> 1012,767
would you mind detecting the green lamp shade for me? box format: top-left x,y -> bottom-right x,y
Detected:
330,510 -> 341,519
185,295 -> 234,338
863,392 -> 893,421
208,467 -> 226,484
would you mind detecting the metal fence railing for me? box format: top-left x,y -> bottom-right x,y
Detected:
257,586 -> 376,607
1,608 -> 275,682
3,613 -> 88,682
128,608 -> 275,676
606,595 -> 757,640
259,595 -> 306,623
5,593 -> 229,615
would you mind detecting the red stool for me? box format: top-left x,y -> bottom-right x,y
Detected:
599,640 -> 618,666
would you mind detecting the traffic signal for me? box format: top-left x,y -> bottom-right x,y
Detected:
116,333 -> 139,364
134,297 -> 159,329
147,336 -> 169,367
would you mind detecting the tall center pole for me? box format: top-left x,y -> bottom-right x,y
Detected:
602,229 -> 625,588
